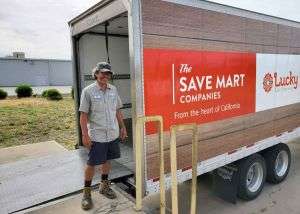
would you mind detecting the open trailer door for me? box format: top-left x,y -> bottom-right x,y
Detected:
69,0 -> 145,189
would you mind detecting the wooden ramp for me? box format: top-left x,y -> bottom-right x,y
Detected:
0,149 -> 133,214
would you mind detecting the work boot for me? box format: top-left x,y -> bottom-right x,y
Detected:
81,187 -> 93,210
99,180 -> 117,199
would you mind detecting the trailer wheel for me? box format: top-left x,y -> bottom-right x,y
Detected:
264,143 -> 291,184
237,154 -> 266,201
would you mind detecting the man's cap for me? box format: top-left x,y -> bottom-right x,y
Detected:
92,62 -> 114,77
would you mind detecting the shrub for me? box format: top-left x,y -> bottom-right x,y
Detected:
42,90 -> 48,98
46,89 -> 63,100
15,84 -> 32,98
0,89 -> 8,100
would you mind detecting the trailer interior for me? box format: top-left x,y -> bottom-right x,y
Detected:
75,12 -> 135,176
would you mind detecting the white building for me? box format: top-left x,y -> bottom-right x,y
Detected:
0,57 -> 72,86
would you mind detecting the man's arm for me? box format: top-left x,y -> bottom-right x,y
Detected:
80,112 -> 89,136
79,89 -> 92,149
116,109 -> 127,141
80,112 -> 92,149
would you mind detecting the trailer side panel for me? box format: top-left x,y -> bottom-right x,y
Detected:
141,0 -> 300,181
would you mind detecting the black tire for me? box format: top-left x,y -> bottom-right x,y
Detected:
237,154 -> 266,201
263,143 -> 291,184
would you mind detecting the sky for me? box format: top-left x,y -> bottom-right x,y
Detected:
0,0 -> 299,60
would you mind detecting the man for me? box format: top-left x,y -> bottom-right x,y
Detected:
79,62 -> 127,210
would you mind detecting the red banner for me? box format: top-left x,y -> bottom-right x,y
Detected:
143,48 -> 256,133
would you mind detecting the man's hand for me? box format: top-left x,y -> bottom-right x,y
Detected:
120,127 -> 128,142
82,135 -> 92,150
116,109 -> 127,142
80,112 -> 92,149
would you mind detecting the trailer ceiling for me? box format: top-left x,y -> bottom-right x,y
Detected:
69,0 -> 128,36
88,14 -> 128,36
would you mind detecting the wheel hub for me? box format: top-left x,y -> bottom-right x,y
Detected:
246,162 -> 263,193
275,150 -> 289,177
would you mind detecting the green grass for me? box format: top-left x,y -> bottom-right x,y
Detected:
0,96 -> 77,150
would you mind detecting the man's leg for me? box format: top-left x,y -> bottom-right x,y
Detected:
85,164 -> 95,182
99,161 -> 117,199
101,161 -> 111,177
81,165 -> 95,210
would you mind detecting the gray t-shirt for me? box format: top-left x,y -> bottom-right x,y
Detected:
79,82 -> 123,142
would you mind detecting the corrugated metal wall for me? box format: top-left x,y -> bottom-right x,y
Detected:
0,58 -> 72,86
78,34 -> 131,119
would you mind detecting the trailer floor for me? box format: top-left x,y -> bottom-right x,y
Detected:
0,148 -> 133,214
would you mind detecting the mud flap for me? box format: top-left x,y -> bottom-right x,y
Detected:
212,164 -> 239,203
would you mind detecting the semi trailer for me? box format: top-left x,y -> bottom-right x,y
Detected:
69,0 -> 300,209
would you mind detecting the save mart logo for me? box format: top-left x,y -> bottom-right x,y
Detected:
143,48 -> 256,133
